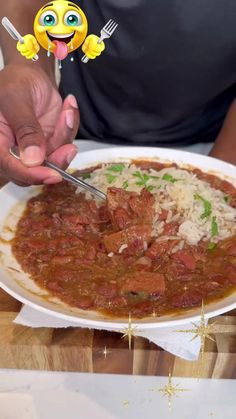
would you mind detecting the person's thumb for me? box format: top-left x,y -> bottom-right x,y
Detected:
6,103 -> 46,167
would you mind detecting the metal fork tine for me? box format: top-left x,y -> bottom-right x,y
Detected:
103,19 -> 113,31
107,21 -> 117,33
104,22 -> 114,33
106,20 -> 117,33
109,23 -> 118,34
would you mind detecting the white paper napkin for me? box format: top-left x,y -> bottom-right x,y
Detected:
14,305 -> 201,361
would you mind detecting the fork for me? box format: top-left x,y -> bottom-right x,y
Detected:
81,19 -> 118,64
9,146 -> 106,201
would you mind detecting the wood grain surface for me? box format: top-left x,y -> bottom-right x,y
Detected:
0,179 -> 235,377
0,286 -> 235,377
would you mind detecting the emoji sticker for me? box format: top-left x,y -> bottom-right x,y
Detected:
2,1 -> 118,66
33,0 -> 89,60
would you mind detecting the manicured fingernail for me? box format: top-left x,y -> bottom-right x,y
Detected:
21,146 -> 44,165
67,147 -> 78,164
67,94 -> 78,109
43,174 -> 62,185
66,109 -> 74,129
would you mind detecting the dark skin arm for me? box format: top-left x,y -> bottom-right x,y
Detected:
0,0 -> 79,186
209,99 -> 236,165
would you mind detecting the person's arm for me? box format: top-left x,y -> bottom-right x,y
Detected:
0,0 -> 55,81
209,99 -> 236,164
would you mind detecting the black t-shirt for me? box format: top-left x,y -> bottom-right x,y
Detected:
60,0 -> 236,145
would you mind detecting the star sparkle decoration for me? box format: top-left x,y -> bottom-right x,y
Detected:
123,400 -> 130,407
151,371 -> 190,410
121,313 -> 138,350
175,301 -> 216,355
100,345 -> 112,359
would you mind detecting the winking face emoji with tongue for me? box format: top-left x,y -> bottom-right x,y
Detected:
16,0 -> 105,61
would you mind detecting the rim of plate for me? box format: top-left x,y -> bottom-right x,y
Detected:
0,146 -> 236,329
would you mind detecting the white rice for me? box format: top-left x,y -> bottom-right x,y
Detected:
166,210 -> 173,224
171,240 -> 185,254
76,163 -> 236,246
118,244 -> 128,254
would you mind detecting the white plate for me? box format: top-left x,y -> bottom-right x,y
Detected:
0,147 -> 236,329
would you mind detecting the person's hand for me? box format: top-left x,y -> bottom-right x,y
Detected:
82,35 -> 105,59
0,63 -> 79,186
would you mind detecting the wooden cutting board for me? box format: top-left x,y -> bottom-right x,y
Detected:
0,179 -> 236,377
0,286 -> 235,378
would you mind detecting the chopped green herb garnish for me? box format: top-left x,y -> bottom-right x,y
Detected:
142,173 -> 149,182
162,173 -> 178,183
211,216 -> 218,237
107,164 -> 125,173
194,194 -> 212,219
132,171 -> 158,190
133,171 -> 146,180
81,173 -> 91,180
122,180 -> 129,189
106,174 -> 117,184
133,171 -> 150,187
224,196 -> 229,203
207,242 -> 217,250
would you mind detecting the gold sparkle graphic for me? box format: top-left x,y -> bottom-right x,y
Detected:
123,400 -> 130,407
100,345 -> 112,359
151,372 -> 190,410
121,313 -> 138,350
175,301 -> 216,354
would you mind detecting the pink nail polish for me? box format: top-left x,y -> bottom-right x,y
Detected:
67,94 -> 78,109
66,110 -> 74,129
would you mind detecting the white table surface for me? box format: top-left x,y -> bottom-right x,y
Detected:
0,370 -> 235,419
75,139 -> 213,155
